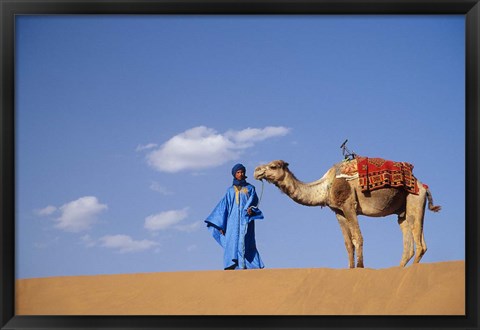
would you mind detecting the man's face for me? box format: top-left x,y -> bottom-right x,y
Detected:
235,169 -> 246,181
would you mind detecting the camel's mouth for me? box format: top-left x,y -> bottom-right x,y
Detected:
253,168 -> 265,181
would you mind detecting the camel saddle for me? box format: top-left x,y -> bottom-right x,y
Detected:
338,156 -> 419,195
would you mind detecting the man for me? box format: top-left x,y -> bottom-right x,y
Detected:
205,163 -> 264,270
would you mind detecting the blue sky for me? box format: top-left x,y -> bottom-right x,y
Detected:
15,15 -> 465,279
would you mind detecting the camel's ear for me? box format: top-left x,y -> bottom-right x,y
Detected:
283,162 -> 289,168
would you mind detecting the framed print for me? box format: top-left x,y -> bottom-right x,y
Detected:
1,0 -> 478,329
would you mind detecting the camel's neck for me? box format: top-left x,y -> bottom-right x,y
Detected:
274,169 -> 332,207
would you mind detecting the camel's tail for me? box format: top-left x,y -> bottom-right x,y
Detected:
423,184 -> 441,213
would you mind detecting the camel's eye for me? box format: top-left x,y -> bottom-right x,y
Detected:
269,165 -> 278,169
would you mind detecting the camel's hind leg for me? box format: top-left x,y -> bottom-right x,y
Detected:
397,213 -> 414,267
335,213 -> 355,268
406,191 -> 428,264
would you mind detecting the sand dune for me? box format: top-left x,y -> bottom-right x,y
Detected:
16,260 -> 464,315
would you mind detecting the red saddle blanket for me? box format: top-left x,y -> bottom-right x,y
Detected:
356,156 -> 419,195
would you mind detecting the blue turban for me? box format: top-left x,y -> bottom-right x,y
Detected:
232,163 -> 248,186
232,163 -> 246,177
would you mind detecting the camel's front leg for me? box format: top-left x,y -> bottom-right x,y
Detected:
335,213 -> 355,268
342,208 -> 364,268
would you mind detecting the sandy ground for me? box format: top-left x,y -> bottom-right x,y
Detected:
16,260 -> 464,315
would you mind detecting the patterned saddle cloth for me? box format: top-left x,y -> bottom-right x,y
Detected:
337,156 -> 419,195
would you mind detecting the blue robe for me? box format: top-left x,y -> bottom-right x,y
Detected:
205,183 -> 264,270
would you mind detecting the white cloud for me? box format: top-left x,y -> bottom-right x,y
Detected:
226,126 -> 291,147
99,234 -> 159,253
146,126 -> 290,173
136,143 -> 158,152
54,196 -> 108,232
144,208 -> 189,232
36,205 -> 57,216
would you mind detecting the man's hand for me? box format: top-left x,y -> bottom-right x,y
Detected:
219,229 -> 225,235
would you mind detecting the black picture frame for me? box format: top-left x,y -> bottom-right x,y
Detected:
1,0 -> 478,329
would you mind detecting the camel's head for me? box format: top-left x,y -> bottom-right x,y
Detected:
254,160 -> 290,183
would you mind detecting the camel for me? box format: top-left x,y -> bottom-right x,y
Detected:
253,158 -> 441,268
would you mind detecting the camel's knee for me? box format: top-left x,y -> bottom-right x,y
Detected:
351,238 -> 364,268
352,237 -> 363,250
351,232 -> 364,256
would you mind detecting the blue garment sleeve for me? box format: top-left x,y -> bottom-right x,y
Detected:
204,191 -> 230,247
